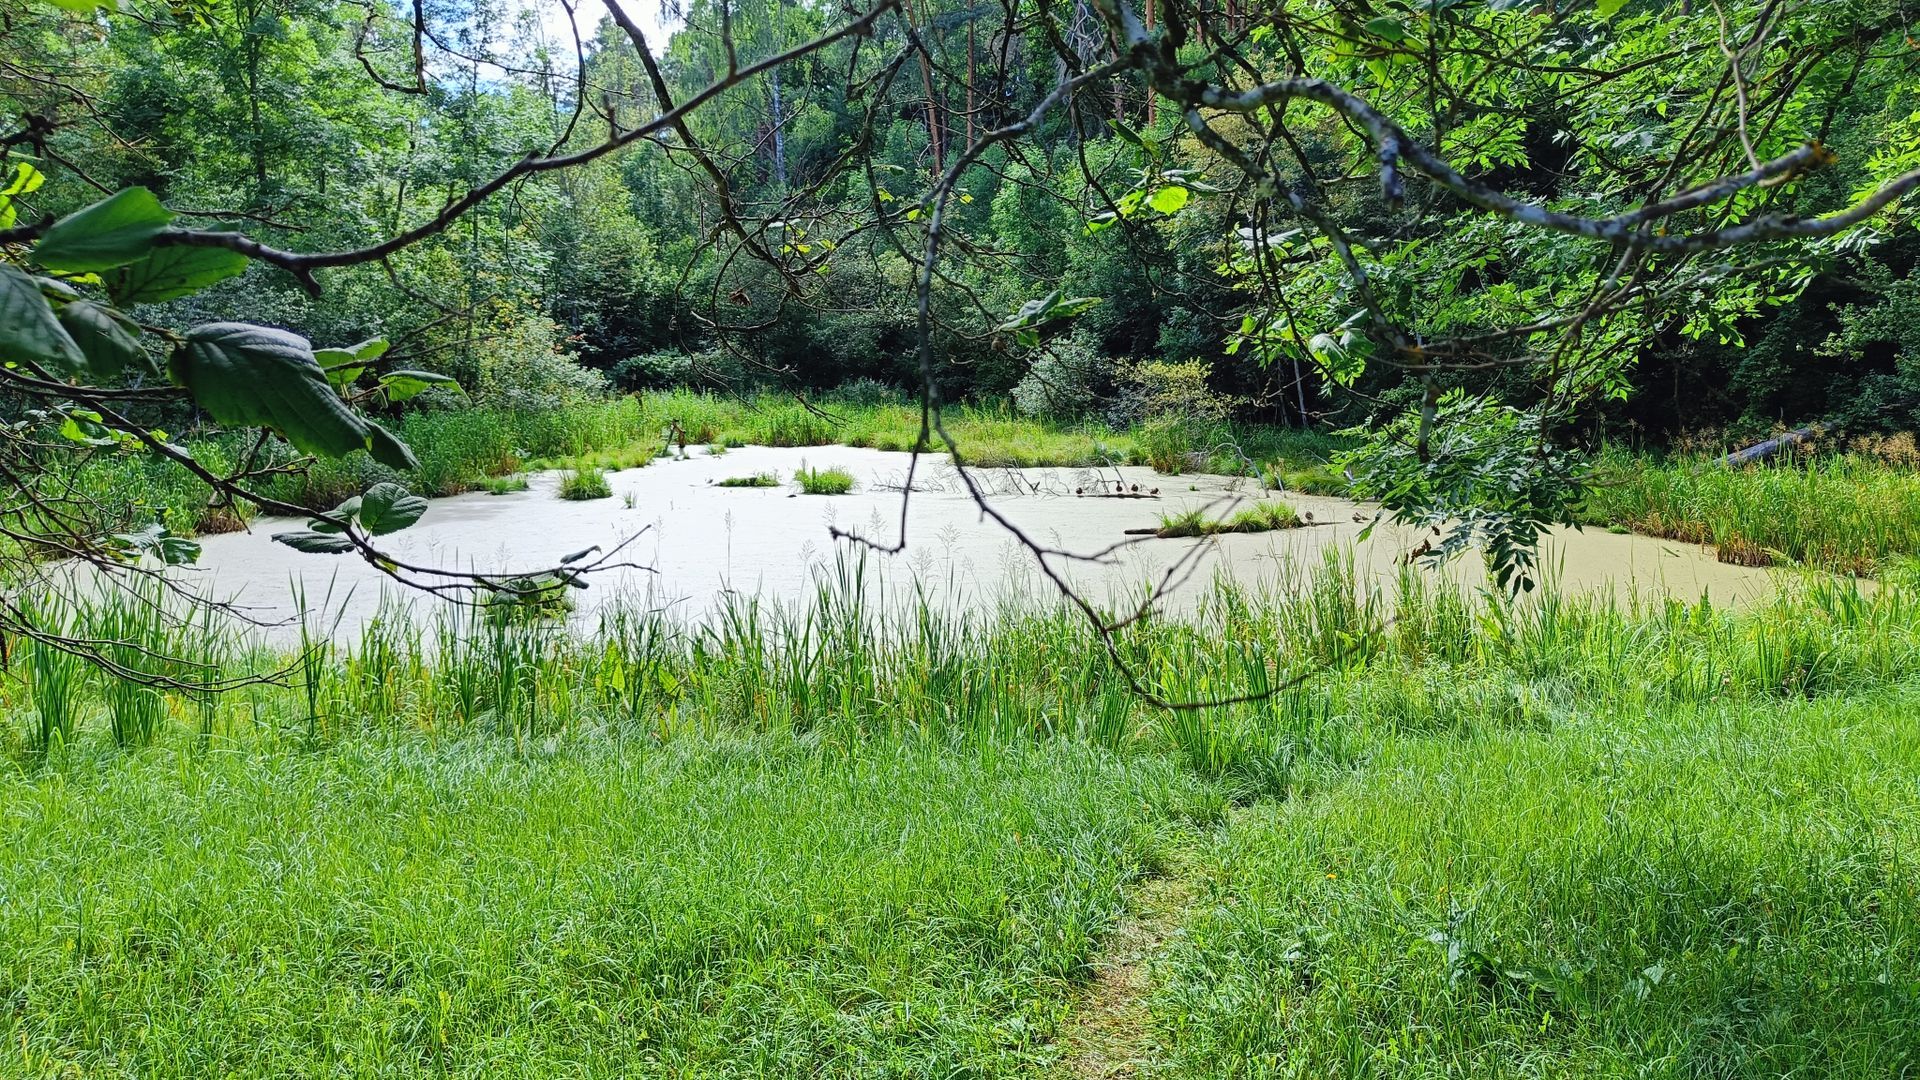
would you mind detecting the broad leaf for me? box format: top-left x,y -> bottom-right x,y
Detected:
367,423 -> 419,471
58,300 -> 148,378
378,369 -> 459,402
317,338 -> 390,389
306,495 -> 361,534
358,482 -> 427,536
1,163 -> 44,197
110,523 -> 201,565
106,243 -> 249,306
1363,16 -> 1409,42
33,187 -> 175,272
271,530 -> 356,555
0,264 -> 86,374
314,338 -> 389,365
170,323 -> 371,458
1146,185 -> 1191,214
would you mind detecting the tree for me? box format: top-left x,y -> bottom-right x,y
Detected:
4,0 -> 1917,690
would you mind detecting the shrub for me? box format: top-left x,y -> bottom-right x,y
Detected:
1012,331 -> 1106,418
717,472 -> 781,488
830,377 -> 907,408
480,475 -> 530,495
610,350 -> 694,391
795,464 -> 855,495
1154,501 -> 1303,537
558,468 -> 612,501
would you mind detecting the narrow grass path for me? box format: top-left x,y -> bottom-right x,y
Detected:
1055,844 -> 1207,1079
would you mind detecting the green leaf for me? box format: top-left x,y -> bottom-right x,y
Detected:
998,290 -> 1104,333
32,187 -> 175,272
1596,0 -> 1628,17
42,0 -> 114,10
367,422 -> 419,472
316,338 -> 390,389
0,264 -> 86,374
110,523 -> 201,565
170,323 -> 372,458
58,300 -> 149,378
2,163 -> 45,197
1364,16 -> 1409,42
314,337 -> 390,365
0,164 -> 46,229
271,530 -> 356,555
105,243 -> 250,305
1146,185 -> 1191,214
307,495 -> 360,534
357,482 -> 427,536
377,369 -> 459,403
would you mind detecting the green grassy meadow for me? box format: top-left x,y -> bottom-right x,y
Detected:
5,556 -> 1920,1075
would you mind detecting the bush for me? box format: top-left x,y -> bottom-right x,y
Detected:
1111,357 -> 1238,427
469,312 -> 609,410
558,468 -> 612,501
610,350 -> 694,391
795,464 -> 855,495
830,377 -> 908,408
1012,331 -> 1107,418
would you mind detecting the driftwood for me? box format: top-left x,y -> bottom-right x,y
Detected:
1719,426 -> 1815,467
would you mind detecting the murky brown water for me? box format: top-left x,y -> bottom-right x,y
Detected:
176,446 -> 1780,637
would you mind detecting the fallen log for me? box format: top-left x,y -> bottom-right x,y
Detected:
1718,426 -> 1815,467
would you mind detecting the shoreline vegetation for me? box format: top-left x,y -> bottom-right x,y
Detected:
36,388 -> 1920,578
5,557 -> 1919,1074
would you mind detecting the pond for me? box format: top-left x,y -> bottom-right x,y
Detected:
179,445 -> 1782,638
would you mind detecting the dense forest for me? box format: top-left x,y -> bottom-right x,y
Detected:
8,0 -> 1919,436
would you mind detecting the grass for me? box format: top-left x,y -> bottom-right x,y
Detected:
549,389 -> 1346,479
557,467 -> 612,501
794,463 -> 856,495
1153,684 -> 1920,1078
715,471 -> 781,488
1153,500 -> 1304,538
0,734 -> 1200,1075
478,474 -> 529,495
5,557 -> 1920,1074
1580,447 -> 1920,575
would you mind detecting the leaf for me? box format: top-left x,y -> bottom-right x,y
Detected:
306,495 -> 360,534
367,422 -> 419,471
110,523 -> 200,565
2,163 -> 45,197
377,369 -> 459,403
317,338 -> 390,389
560,545 -> 600,565
170,323 -> 372,458
1146,185 -> 1191,214
0,163 -> 45,229
0,264 -> 86,374
1596,0 -> 1628,17
314,337 -> 389,365
105,243 -> 250,305
33,187 -> 175,272
272,530 -> 356,555
58,300 -> 149,378
1364,16 -> 1409,42
997,290 -> 1104,333
357,482 -> 427,536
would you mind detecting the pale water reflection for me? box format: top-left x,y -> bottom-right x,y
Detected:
179,446 -> 1783,639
